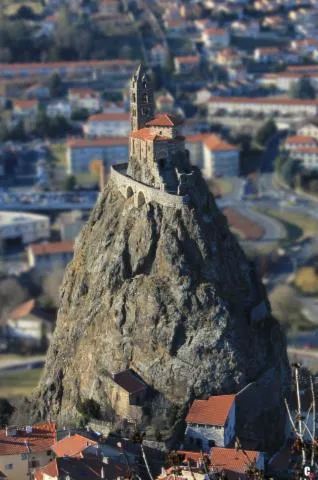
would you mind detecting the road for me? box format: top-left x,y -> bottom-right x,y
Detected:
0,355 -> 45,373
0,191 -> 98,212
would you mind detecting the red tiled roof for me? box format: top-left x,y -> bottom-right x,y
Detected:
68,137 -> 128,148
177,450 -> 203,462
211,447 -> 260,479
28,241 -> 74,256
87,112 -> 129,122
146,113 -> 182,127
175,56 -> 200,64
9,299 -> 36,320
256,47 -> 279,54
130,127 -> 171,142
113,369 -> 147,394
288,64 -> 318,72
203,135 -> 237,152
186,133 -> 210,143
285,135 -> 317,145
223,207 -> 265,241
35,457 -> 128,480
209,96 -> 318,106
13,99 -> 38,110
52,434 -> 98,458
294,146 -> 318,154
204,27 -> 227,35
69,88 -> 99,98
186,395 -> 235,426
0,59 -> 136,71
0,423 -> 56,456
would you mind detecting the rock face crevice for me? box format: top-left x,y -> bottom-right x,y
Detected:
26,178 -> 290,450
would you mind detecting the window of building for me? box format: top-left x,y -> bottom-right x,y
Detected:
5,464 -> 13,470
30,460 -> 40,468
21,453 -> 28,460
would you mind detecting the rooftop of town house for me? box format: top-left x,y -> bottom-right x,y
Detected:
113,369 -> 147,394
186,394 -> 235,426
67,137 -> 128,148
210,447 -> 261,480
87,112 -> 130,122
0,423 -> 56,456
28,241 -> 74,256
145,113 -> 182,127
51,434 -> 98,458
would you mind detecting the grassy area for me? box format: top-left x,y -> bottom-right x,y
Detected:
0,368 -> 42,399
4,2 -> 44,15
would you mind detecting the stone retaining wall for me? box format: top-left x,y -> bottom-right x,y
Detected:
110,164 -> 189,208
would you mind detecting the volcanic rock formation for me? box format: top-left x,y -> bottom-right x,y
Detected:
27,66 -> 290,451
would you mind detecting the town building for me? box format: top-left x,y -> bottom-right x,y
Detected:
186,134 -> 239,178
68,88 -> 102,113
12,99 -> 38,118
185,394 -> 236,450
34,456 -> 129,480
260,72 -> 318,91
66,137 -> 129,174
107,369 -> 148,420
84,112 -> 130,137
26,241 -> 74,272
288,146 -> 318,169
297,121 -> 318,139
51,434 -> 98,458
174,56 -> 200,75
210,447 -> 265,479
0,60 -> 137,81
46,100 -> 72,119
284,135 -> 318,150
99,0 -> 119,16
0,212 -> 50,248
0,423 -> 56,480
150,43 -> 169,68
5,299 -> 53,350
201,27 -> 230,49
208,96 -> 318,118
253,47 -> 281,63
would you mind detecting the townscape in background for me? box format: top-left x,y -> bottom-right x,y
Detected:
1,0 -> 318,479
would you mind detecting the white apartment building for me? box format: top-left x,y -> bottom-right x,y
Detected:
46,100 -> 72,118
208,96 -> 318,117
284,135 -> 317,150
201,27 -> 230,49
0,212 -> 50,246
298,122 -> 318,139
185,394 -> 236,451
67,137 -> 129,174
260,72 -> 318,91
174,56 -> 200,74
289,147 -> 318,170
68,88 -> 102,113
186,133 -> 239,178
26,241 -> 74,272
84,112 -> 130,137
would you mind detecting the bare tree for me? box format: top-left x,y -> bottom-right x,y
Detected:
269,285 -> 302,330
0,278 -> 27,325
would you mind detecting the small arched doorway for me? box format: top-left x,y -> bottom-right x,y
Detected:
137,191 -> 146,207
126,186 -> 134,199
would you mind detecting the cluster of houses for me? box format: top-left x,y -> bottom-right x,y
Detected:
284,120 -> 318,169
1,369 -> 315,480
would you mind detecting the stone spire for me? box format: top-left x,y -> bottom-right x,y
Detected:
130,64 -> 154,132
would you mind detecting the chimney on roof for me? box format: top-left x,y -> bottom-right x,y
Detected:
101,466 -> 105,479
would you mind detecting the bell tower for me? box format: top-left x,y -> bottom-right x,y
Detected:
130,64 -> 154,132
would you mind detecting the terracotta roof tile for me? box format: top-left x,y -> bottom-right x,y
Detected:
0,60 -> 136,71
209,96 -> 318,106
113,369 -> 147,394
68,137 -> 128,148
0,423 -> 56,456
203,135 -> 237,152
146,113 -> 182,127
28,241 -> 74,256
87,112 -> 129,122
13,99 -> 38,109
186,394 -> 235,426
175,56 -> 200,64
9,299 -> 36,320
35,457 -> 127,480
52,434 -> 98,458
130,128 -> 170,142
211,447 -> 260,479
285,135 -> 317,145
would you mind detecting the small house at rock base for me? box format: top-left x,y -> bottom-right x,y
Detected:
107,369 -> 148,420
185,395 -> 236,451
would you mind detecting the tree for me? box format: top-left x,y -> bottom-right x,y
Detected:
48,73 -> 64,98
280,158 -> 301,187
290,76 -> 316,99
0,278 -> 27,325
15,5 -> 36,20
63,175 -> 76,191
269,285 -> 302,332
255,119 -> 277,147
0,398 -> 15,425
